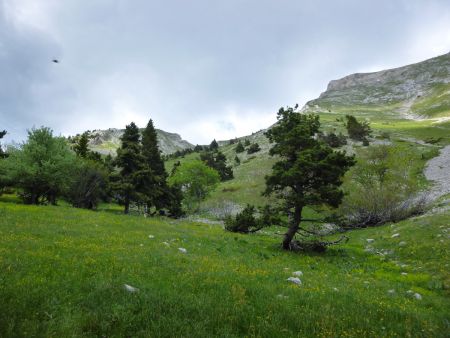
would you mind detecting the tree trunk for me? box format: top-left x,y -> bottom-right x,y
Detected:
282,206 -> 302,250
124,199 -> 130,214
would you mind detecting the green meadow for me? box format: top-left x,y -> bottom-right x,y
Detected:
0,196 -> 449,337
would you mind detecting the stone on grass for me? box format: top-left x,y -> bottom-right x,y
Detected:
391,233 -> 400,238
398,241 -> 407,247
148,235 -> 155,239
366,239 -> 375,243
387,289 -> 395,295
414,293 -> 422,300
124,284 -> 139,293
292,271 -> 303,277
401,272 -> 408,276
178,247 -> 187,254
287,277 -> 302,285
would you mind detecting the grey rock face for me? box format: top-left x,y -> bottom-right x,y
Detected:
304,52 -> 450,116
86,128 -> 193,155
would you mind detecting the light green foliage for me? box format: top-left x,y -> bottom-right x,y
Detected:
0,200 -> 448,336
0,127 -> 77,204
340,144 -> 426,226
168,159 -> 220,211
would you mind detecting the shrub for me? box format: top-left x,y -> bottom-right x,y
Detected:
224,204 -> 281,233
345,115 -> 371,142
66,161 -> 109,209
224,204 -> 260,233
320,132 -> 347,148
340,145 -> 427,227
235,141 -> 245,153
247,143 -> 261,154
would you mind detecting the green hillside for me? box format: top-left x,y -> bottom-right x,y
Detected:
175,53 -> 450,215
1,199 -> 448,337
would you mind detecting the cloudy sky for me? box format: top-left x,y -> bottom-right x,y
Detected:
1,0 -> 450,144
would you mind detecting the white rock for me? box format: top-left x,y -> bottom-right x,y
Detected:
148,235 -> 155,239
292,271 -> 303,277
366,239 -> 375,243
414,293 -> 422,300
401,272 -> 408,276
124,284 -> 139,293
287,277 -> 302,285
333,287 -> 339,291
398,241 -> 407,246
388,289 -> 395,295
406,290 -> 414,294
178,247 -> 187,254
162,241 -> 170,247
391,233 -> 400,238
139,243 -> 144,247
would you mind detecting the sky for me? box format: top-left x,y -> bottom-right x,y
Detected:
1,0 -> 450,145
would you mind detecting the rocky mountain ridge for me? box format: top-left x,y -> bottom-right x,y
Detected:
86,128 -> 193,155
303,52 -> 450,118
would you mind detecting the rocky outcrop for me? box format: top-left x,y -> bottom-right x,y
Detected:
304,52 -> 450,117
86,128 -> 193,155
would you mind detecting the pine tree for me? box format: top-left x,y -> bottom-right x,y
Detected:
264,107 -> 355,250
200,150 -> 233,181
209,139 -> 219,151
235,141 -> 245,153
74,132 -> 89,158
113,122 -> 146,214
141,119 -> 175,213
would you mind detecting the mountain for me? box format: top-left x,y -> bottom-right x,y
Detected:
303,52 -> 450,119
86,128 -> 193,155
186,52 -> 450,217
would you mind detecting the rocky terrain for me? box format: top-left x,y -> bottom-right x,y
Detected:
303,52 -> 450,119
87,128 -> 193,155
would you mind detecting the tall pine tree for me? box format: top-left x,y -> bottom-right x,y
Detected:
141,119 -> 166,211
113,122 -> 146,214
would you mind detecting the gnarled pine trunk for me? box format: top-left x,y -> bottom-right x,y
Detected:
282,206 -> 302,250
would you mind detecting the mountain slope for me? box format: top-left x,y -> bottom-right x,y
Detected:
87,128 -> 193,155
304,52 -> 450,119
190,53 -> 450,215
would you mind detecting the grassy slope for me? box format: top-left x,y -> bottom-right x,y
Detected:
0,199 -> 449,337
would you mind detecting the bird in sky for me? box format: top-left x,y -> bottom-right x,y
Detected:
52,59 -> 59,63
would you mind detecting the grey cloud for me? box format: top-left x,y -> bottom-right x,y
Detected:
1,0 -> 450,144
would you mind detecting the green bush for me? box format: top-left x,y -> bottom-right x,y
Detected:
246,143 -> 261,154
340,145 -> 427,227
345,115 -> 371,142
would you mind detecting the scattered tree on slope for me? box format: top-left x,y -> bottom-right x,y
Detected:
264,107 -> 355,250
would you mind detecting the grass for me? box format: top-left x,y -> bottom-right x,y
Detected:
0,198 -> 449,337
